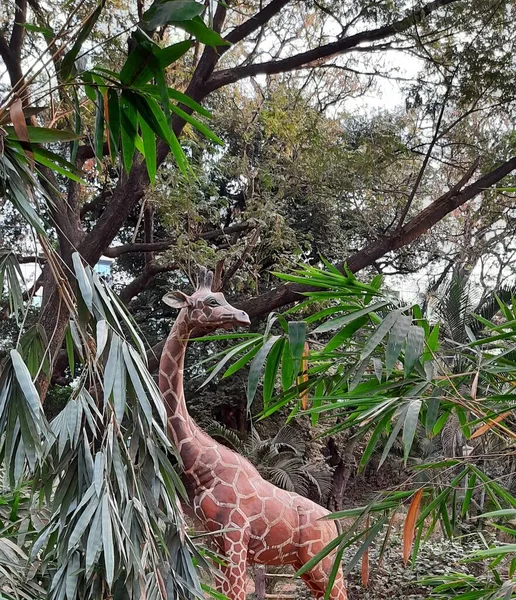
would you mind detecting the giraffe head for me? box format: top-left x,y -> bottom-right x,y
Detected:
163,267 -> 251,332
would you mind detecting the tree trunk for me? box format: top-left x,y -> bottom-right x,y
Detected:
327,436 -> 358,512
255,566 -> 266,600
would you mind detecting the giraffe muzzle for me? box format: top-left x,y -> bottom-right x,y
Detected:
234,311 -> 251,327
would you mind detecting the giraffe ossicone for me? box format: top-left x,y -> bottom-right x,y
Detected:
159,267 -> 347,600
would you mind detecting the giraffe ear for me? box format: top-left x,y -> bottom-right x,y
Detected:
162,291 -> 191,308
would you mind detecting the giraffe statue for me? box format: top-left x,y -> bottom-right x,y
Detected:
159,268 -> 347,600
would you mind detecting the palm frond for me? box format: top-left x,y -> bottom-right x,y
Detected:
205,420 -> 245,452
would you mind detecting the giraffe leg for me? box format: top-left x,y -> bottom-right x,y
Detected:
215,533 -> 249,600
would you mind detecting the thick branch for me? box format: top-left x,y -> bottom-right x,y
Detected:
225,0 -> 292,46
207,0 -> 460,91
118,263 -> 177,304
0,0 -> 27,90
235,156 -> 516,318
103,223 -> 253,258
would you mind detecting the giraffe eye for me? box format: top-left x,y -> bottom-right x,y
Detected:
207,298 -> 219,307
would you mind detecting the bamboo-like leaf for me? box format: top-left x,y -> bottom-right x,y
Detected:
202,338 -> 260,388
263,338 -> 284,406
120,90 -> 137,173
122,344 -> 152,425
167,15 -> 230,47
386,314 -> 411,377
403,488 -> 424,565
403,399 -> 422,464
461,473 -> 477,517
247,336 -> 282,409
10,350 -> 41,420
4,125 -> 80,143
9,98 -> 33,167
297,342 -> 310,410
61,0 -> 106,78
425,392 -> 440,438
404,325 -> 425,377
106,89 -> 120,163
378,406 -> 407,469
94,88 -> 105,164
314,300 -> 390,333
168,103 -> 223,145
143,0 -> 204,29
72,253 -> 93,311
102,494 -> 115,588
139,113 -> 157,184
67,495 -> 99,552
96,320 -> 109,359
343,516 -> 387,577
360,310 -> 400,363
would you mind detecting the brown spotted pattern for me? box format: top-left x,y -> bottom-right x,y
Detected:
159,269 -> 347,600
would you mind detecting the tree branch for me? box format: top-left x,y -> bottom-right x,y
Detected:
207,0 -> 460,91
103,223 -> 253,258
0,0 -> 27,91
118,263 -> 177,304
234,156 -> 516,318
224,0 -> 292,46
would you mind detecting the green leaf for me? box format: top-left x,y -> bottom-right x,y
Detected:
404,325 -> 425,377
102,494 -> 115,588
156,40 -> 195,69
4,126 -> 80,143
360,310 -> 401,363
61,0 -> 106,79
403,399 -> 422,464
122,344 -> 152,425
247,336 -> 282,410
379,406 -> 407,468
281,341 -> 294,392
202,339 -> 259,388
425,391 -> 440,437
263,338 -> 285,405
85,503 -> 103,575
314,300 -> 390,333
169,103 -> 223,145
121,40 -> 193,88
94,88 -> 105,163
10,350 -> 42,419
288,321 -> 307,381
106,89 -> 120,163
68,494 -> 99,551
32,146 -> 86,183
126,91 -> 188,174
324,316 -> 369,353
143,0 -> 204,30
139,114 -> 157,183
462,473 -> 477,517
172,15 -> 231,47
120,91 -> 137,173
386,314 -> 411,377
72,253 -> 93,311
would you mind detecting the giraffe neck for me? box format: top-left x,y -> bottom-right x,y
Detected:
159,312 -> 196,447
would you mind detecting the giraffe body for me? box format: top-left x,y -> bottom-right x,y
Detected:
159,269 -> 347,600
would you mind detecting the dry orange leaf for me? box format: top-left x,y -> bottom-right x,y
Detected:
470,411 -> 512,440
403,488 -> 423,566
361,515 -> 370,587
297,341 -> 309,410
10,97 -> 33,167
